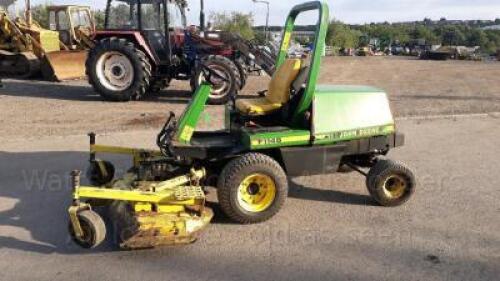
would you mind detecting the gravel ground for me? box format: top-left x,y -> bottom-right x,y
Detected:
0,116 -> 499,281
0,56 -> 499,281
0,56 -> 499,141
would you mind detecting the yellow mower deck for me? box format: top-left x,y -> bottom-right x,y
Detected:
69,167 -> 213,249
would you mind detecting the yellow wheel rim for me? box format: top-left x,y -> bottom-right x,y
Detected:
237,173 -> 277,213
383,175 -> 407,199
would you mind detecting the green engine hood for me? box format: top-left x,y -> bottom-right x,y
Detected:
312,85 -> 395,145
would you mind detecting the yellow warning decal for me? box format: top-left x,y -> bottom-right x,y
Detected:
179,126 -> 195,142
282,31 -> 292,51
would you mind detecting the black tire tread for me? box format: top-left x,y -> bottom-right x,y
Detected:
366,159 -> 416,207
191,55 -> 241,105
217,153 -> 288,224
71,210 -> 106,249
86,37 -> 152,101
234,58 -> 247,90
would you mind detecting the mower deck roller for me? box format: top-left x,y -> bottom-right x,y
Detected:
69,168 -> 213,249
42,51 -> 88,81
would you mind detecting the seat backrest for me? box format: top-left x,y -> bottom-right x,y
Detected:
291,65 -> 310,95
266,59 -> 302,104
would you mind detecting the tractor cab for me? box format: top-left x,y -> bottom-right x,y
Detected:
48,5 -> 94,49
103,0 -> 187,64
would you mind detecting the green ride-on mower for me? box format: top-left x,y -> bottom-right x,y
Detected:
67,1 -> 415,250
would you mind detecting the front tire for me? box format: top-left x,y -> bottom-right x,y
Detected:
86,37 -> 152,101
366,159 -> 416,206
69,210 -> 106,249
217,153 -> 288,224
191,55 -> 241,105
86,160 -> 115,186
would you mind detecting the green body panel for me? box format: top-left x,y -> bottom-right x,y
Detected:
175,83 -> 212,144
312,85 -> 395,145
242,129 -> 311,150
175,2 -> 397,153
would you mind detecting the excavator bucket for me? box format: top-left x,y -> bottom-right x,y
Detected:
41,50 -> 88,81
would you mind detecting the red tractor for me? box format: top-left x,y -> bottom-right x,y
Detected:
86,0 -> 254,104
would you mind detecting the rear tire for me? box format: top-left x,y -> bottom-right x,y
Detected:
366,159 -> 416,207
217,153 -> 288,224
86,37 -> 152,101
191,55 -> 241,105
234,58 -> 248,90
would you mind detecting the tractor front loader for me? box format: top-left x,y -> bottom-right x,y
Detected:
0,4 -> 94,80
69,1 -> 416,250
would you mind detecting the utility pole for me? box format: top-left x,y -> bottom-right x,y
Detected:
252,0 -> 270,42
200,0 -> 205,31
25,0 -> 31,27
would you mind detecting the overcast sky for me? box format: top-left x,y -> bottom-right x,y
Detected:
28,0 -> 500,25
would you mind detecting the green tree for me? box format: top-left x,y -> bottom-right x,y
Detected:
466,29 -> 488,47
107,4 -> 134,29
327,21 -> 361,49
210,12 -> 254,40
253,30 -> 266,45
93,10 -> 106,29
485,30 -> 500,54
30,4 -> 50,28
440,26 -> 465,45
410,26 -> 439,44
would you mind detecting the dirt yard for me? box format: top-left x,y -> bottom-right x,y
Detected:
0,56 -> 499,141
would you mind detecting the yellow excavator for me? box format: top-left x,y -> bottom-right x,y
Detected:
0,2 -> 94,81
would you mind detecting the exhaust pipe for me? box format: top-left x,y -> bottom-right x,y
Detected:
199,0 -> 205,31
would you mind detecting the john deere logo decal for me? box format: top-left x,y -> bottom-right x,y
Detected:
179,126 -> 195,143
316,125 -> 395,143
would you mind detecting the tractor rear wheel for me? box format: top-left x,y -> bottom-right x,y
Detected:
191,55 -> 241,105
217,153 -> 288,224
234,58 -> 248,90
86,37 -> 152,101
366,159 -> 416,207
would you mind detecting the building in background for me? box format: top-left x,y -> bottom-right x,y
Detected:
482,25 -> 500,30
